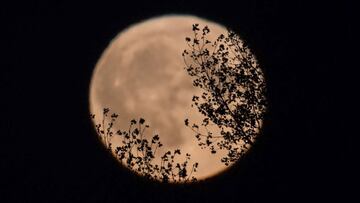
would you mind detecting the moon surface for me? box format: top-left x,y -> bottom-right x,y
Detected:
89,15 -> 248,181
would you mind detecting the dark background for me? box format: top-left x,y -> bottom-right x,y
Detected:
2,0 -> 356,202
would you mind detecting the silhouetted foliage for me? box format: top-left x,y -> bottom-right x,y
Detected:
91,108 -> 198,183
183,24 -> 267,166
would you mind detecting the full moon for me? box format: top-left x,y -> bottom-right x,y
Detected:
89,15 -> 256,181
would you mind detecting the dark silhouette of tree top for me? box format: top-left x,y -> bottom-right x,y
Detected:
91,108 -> 198,183
183,24 -> 267,166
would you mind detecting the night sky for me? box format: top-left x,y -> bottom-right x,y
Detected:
2,0 -> 355,202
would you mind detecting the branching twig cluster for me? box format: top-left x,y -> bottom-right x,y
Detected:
183,24 -> 267,166
91,108 -> 198,183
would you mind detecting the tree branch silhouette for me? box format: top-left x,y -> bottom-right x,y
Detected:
183,24 -> 267,166
91,108 -> 198,183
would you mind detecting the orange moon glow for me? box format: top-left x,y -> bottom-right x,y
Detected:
89,15 -> 256,181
